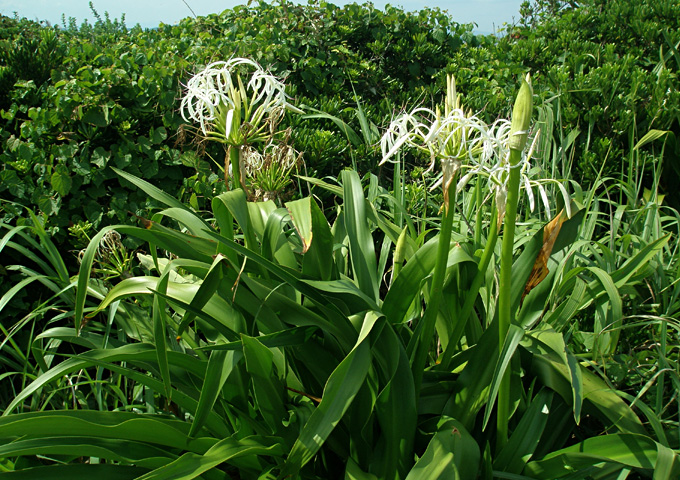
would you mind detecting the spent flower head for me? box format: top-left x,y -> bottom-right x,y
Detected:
242,133 -> 303,203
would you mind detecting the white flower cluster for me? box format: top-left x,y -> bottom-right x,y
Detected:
380,75 -> 569,219
180,58 -> 302,144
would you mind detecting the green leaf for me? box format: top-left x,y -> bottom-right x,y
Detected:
304,197 -> 336,280
151,126 -> 168,144
242,335 -> 287,435
134,435 -> 284,480
154,207 -> 214,239
87,275 -> 240,341
494,389 -> 553,473
301,110 -> 362,147
405,418 -> 480,480
523,331 -> 646,435
302,278 -> 380,312
633,129 -> 669,151
112,167 -> 192,212
153,271 -> 172,400
296,175 -> 344,197
0,465 -> 147,479
0,436 -> 174,469
82,106 -> 109,127
525,434 -> 675,478
213,189 -> 258,251
261,207 -> 298,269
189,350 -> 241,438
483,324 -> 524,429
341,170 -> 379,301
50,167 -> 72,197
286,196 -> 336,281
286,196 -> 314,253
444,326 -> 499,429
0,411 -> 214,452
345,458 -> 379,480
204,230 -> 357,349
196,326 -> 319,352
75,225 -> 122,331
382,236 -> 473,324
371,321 -> 417,479
175,254 -> 242,339
281,312 -> 377,476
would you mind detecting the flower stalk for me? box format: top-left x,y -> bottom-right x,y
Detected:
412,178 -> 457,393
497,74 -> 533,449
439,204 -> 499,368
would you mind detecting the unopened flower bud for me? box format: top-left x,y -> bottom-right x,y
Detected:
509,73 -> 533,154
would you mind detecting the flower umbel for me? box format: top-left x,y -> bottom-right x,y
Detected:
380,73 -> 568,221
242,134 -> 303,203
380,75 -> 499,209
180,58 -> 302,147
180,58 -> 302,189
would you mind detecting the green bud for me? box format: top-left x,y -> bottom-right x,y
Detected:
509,73 -> 533,153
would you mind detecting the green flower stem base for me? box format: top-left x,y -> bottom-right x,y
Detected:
412,180 -> 456,395
439,206 -> 498,369
228,146 -> 241,190
497,148 -> 522,450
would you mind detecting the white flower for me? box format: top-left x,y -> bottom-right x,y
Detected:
473,128 -> 571,221
180,58 -> 302,145
380,77 -> 501,195
379,74 -> 569,220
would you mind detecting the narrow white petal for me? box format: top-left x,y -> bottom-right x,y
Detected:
538,183 -> 550,216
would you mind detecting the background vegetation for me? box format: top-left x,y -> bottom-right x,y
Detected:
0,0 -> 679,478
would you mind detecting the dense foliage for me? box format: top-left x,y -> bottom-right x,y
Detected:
0,1 -> 679,478
1,0 -> 677,246
508,0 -> 680,188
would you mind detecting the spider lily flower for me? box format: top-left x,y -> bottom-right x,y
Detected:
380,75 -> 499,208
466,126 -> 571,225
381,73 -> 568,222
180,58 -> 302,147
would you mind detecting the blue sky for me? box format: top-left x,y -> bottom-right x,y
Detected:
0,1 -> 524,34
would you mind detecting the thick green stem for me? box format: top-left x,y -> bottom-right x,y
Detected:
497,148 -> 523,449
393,153 -> 404,228
412,181 -> 456,395
440,206 -> 498,368
228,146 -> 241,190
474,179 -> 484,247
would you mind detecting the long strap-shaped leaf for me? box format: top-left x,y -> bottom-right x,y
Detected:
522,331 -> 646,435
341,169 -> 379,302
404,417 -> 480,480
371,321 -> 417,479
493,389 -> 553,473
242,335 -> 288,436
75,224 -> 217,331
483,324 -> 525,430
86,275 -> 241,342
0,410 -> 215,453
382,236 -> 473,324
0,464 -> 148,479
204,230 -> 357,349
112,167 -> 205,219
189,350 -> 242,438
280,311 -> 379,476
524,433 -> 679,479
0,435 -> 176,470
135,435 -> 284,480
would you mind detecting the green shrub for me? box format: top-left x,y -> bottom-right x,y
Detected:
505,0 -> 680,195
